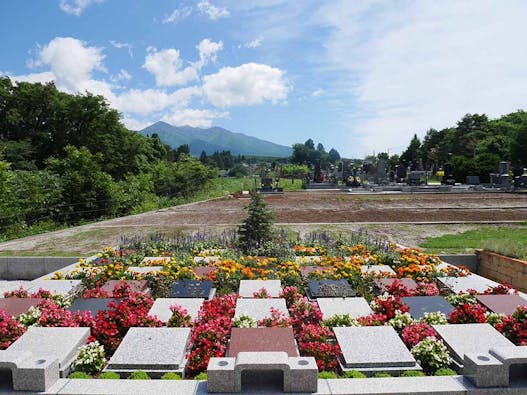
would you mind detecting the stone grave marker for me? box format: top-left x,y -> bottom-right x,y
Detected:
148,298 -> 204,323
68,298 -> 122,316
437,274 -> 500,294
27,279 -> 82,296
361,265 -> 396,276
100,280 -> 148,294
141,256 -> 170,265
401,296 -> 455,320
299,265 -> 325,278
126,266 -> 163,275
317,297 -> 373,319
0,281 -> 33,296
334,326 -> 419,373
191,266 -> 214,278
0,298 -> 44,316
234,298 -> 289,322
475,294 -> 527,316
433,323 -> 515,364
238,280 -> 282,298
374,278 -> 418,293
307,279 -> 355,299
169,279 -> 213,299
228,327 -> 298,357
7,326 -> 90,377
105,327 -> 191,378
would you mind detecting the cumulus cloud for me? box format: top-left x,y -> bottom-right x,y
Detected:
203,63 -> 289,107
162,6 -> 192,24
162,108 -> 229,128
197,1 -> 229,20
59,0 -> 103,16
112,68 -> 131,82
109,40 -> 133,57
7,71 -> 55,84
241,37 -> 263,48
143,48 -> 199,87
195,38 -> 223,68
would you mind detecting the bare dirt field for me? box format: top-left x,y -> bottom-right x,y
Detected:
1,191 -> 526,256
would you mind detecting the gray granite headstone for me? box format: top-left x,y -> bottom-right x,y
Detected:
361,265 -> 396,276
334,326 -> 417,368
27,280 -> 82,296
401,296 -> 455,320
307,279 -> 355,298
148,298 -> 204,323
126,266 -> 163,275
433,323 -> 515,363
437,274 -> 500,294
234,298 -> 289,322
105,327 -> 191,377
317,297 -> 372,319
238,280 -> 282,298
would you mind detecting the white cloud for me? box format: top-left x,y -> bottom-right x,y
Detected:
197,1 -> 229,20
241,37 -> 263,48
162,6 -> 192,24
59,0 -> 103,16
7,71 -> 55,84
109,40 -> 133,57
112,68 -> 131,82
195,39 -> 223,68
121,116 -> 152,131
311,89 -> 324,97
203,63 -> 289,107
162,108 -> 228,128
143,48 -> 198,87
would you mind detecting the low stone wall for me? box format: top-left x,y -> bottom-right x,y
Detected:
0,257 -> 79,280
477,250 -> 527,292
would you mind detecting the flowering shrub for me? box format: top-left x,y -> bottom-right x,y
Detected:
253,288 -> 272,298
402,322 -> 436,347
413,282 -> 439,296
322,314 -> 358,328
297,324 -> 333,343
232,315 -> 256,328
411,337 -> 452,374
356,313 -> 387,326
483,282 -> 518,295
72,341 -> 106,375
257,308 -> 292,327
3,286 -> 29,298
82,288 -> 111,299
36,299 -> 95,328
371,295 -> 409,320
279,286 -> 302,306
486,312 -> 505,327
448,303 -> 487,324
419,311 -> 448,325
385,280 -> 412,297
297,324 -> 340,372
288,297 -> 323,331
0,310 -> 26,349
496,306 -> 527,345
167,305 -> 192,327
388,312 -> 414,332
445,292 -> 477,307
16,307 -> 41,327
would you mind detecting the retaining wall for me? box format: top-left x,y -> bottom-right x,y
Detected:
438,254 -> 478,272
476,250 -> 527,292
0,257 -> 79,280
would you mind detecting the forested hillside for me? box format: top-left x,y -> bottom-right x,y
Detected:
0,77 -> 217,240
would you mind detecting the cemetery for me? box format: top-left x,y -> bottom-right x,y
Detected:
0,231 -> 526,394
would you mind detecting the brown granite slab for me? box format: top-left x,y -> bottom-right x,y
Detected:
228,327 -> 298,357
100,280 -> 148,294
374,278 -> 418,293
0,298 -> 44,316
476,294 -> 527,316
192,266 -> 215,278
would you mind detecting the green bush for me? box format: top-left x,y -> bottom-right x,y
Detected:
318,371 -> 338,379
69,371 -> 92,379
194,372 -> 208,380
400,370 -> 425,377
322,314 -> 357,327
98,372 -> 120,379
342,370 -> 367,378
373,372 -> 391,378
127,370 -> 151,380
161,372 -> 182,380
435,368 -> 457,376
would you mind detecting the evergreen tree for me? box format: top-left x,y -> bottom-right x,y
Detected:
237,193 -> 274,252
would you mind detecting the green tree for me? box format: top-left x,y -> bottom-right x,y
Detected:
237,193 -> 274,252
400,134 -> 422,168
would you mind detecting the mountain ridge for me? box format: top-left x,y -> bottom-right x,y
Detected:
138,121 -> 292,157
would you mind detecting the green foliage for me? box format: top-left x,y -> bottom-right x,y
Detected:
237,193 -> 274,252
434,368 -> 457,376
98,372 -> 120,379
194,372 -> 208,380
400,370 -> 425,377
318,371 -> 338,379
373,372 -> 392,378
160,372 -> 182,380
342,370 -> 367,378
69,371 -> 92,379
322,314 -> 357,327
127,370 -> 151,380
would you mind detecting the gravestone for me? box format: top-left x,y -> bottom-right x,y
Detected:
105,327 -> 191,378
68,298 -> 122,316
228,328 -> 298,357
234,298 -> 289,322
433,323 -> 515,364
100,280 -> 148,295
238,280 -> 281,298
191,266 -> 214,278
334,326 -> 419,373
437,274 -> 500,294
317,297 -> 372,319
193,256 -> 221,264
126,266 -> 163,275
141,256 -> 170,265
169,280 -> 213,299
374,278 -> 418,293
0,298 -> 44,316
27,280 -> 82,296
361,265 -> 396,276
0,281 -> 33,296
7,327 -> 90,377
299,266 -> 324,278
307,279 -> 355,299
148,298 -> 204,323
401,296 -> 455,320
475,294 -> 527,316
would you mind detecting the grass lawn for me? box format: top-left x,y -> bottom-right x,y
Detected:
420,225 -> 527,259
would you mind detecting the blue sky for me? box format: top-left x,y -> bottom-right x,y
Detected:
1,1 -> 527,158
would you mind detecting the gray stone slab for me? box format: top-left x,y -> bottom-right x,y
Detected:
334,326 -> 416,368
7,327 -> 90,377
317,297 -> 372,319
238,280 -> 282,298
105,327 -> 191,377
361,265 -> 396,276
126,266 -> 163,274
55,378 -> 200,394
234,298 -> 289,322
140,256 -> 170,265
401,296 -> 455,320
437,274 -> 500,294
148,298 -> 204,323
433,323 -> 515,363
27,280 -> 82,296
0,281 -> 34,297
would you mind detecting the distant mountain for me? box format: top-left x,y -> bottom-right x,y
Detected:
138,121 -> 292,157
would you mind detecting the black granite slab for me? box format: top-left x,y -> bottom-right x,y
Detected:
401,296 -> 454,320
307,279 -> 355,298
169,280 -> 213,299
